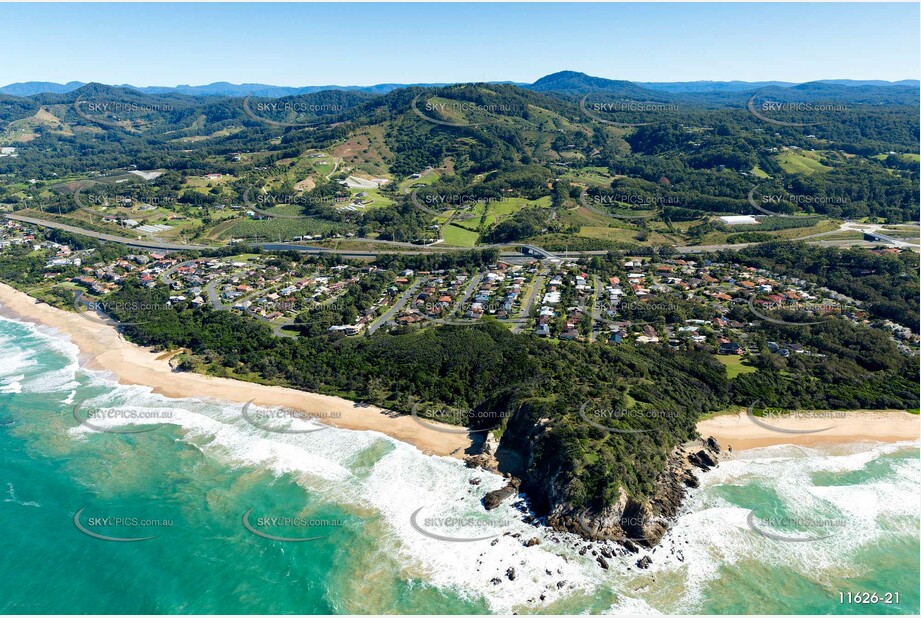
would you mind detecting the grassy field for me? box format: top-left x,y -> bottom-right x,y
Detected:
880,226 -> 921,240
331,126 -> 392,177
214,217 -> 339,242
183,174 -> 237,189
346,187 -> 395,210
307,154 -> 337,177
432,196 -> 550,236
718,355 -> 757,378
441,224 -> 480,247
171,127 -> 243,143
397,171 -> 440,193
873,153 -> 921,164
692,218 -> 838,245
559,167 -> 624,187
766,219 -> 840,239
578,225 -> 680,245
775,151 -> 831,174
558,206 -> 624,228
810,231 -> 865,241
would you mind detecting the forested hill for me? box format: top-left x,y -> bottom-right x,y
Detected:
1,73 -> 917,229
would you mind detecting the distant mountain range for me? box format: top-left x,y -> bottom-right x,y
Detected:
2,71 -> 918,98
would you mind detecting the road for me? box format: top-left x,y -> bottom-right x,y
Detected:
367,277 -> 426,334
8,213 -> 917,260
203,279 -> 224,310
588,274 -> 603,343
5,214 -> 212,251
448,273 -> 485,319
511,267 -> 547,334
160,259 -> 202,287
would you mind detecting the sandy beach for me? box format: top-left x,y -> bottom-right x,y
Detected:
698,409 -> 919,452
0,282 -> 472,458
3,282 -> 917,458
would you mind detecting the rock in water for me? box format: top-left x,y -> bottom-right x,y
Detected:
482,479 -> 519,510
637,556 -> 652,569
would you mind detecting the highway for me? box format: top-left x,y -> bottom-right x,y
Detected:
7,213 -> 916,261
5,214 -> 212,251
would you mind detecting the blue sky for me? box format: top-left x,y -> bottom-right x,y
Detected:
1,3 -> 918,86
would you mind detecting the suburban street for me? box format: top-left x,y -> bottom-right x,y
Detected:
367,277 -> 427,334
511,267 -> 548,334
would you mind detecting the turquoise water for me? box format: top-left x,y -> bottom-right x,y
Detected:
0,314 -> 918,614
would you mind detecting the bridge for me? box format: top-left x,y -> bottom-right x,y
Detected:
518,244 -> 558,260
863,231 -> 906,246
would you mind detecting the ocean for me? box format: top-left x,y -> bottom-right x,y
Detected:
0,313 -> 918,615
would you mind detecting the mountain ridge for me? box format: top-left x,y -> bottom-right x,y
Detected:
3,71 -> 917,98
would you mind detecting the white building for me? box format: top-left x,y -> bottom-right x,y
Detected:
719,215 -> 760,226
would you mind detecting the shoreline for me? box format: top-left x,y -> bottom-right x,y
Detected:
2,282 -> 916,458
0,282 -> 472,458
697,409 -> 919,452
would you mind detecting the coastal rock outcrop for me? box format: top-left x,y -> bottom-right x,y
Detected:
468,399 -> 722,550
499,403 -> 722,548
482,478 -> 520,510
543,437 -> 721,547
464,431 -> 500,472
